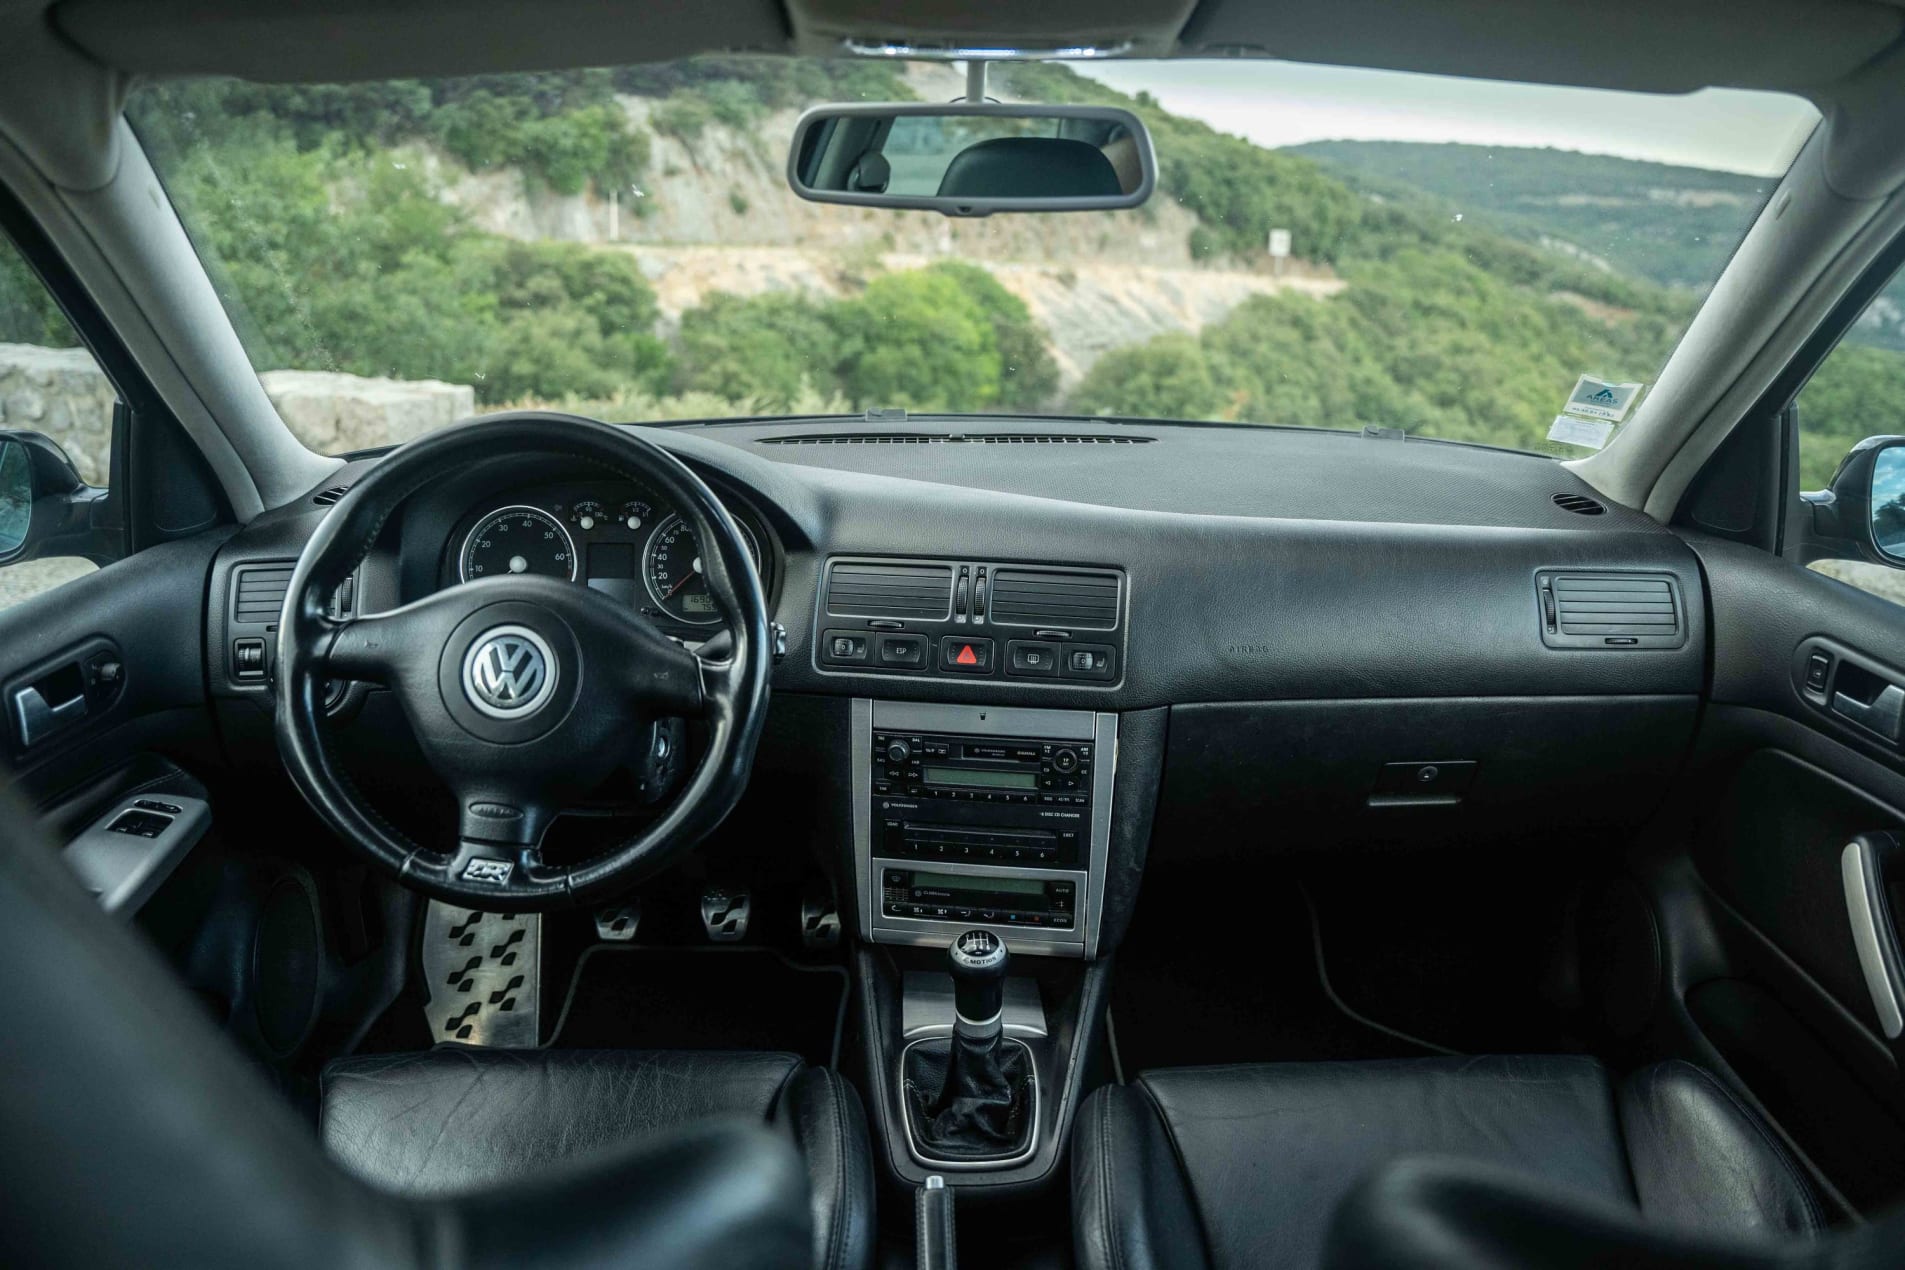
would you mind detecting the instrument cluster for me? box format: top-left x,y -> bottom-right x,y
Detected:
445,481 -> 768,633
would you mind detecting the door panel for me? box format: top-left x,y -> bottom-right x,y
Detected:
1671,530 -> 1905,1211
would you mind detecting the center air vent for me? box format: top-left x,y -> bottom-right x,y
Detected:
1538,572 -> 1685,649
825,562 -> 954,620
989,568 -> 1121,630
761,433 -> 1153,446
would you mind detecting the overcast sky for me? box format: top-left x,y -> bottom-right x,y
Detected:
1074,60 -> 1820,176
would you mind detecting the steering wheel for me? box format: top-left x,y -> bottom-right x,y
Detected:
273,413 -> 771,909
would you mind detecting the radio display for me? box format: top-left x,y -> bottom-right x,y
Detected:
911,871 -> 1046,897
922,765 -> 1038,790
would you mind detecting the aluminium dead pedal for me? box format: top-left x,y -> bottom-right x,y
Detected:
594,901 -> 642,942
420,902 -> 540,1047
700,887 -> 750,942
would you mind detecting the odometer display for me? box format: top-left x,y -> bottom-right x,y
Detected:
642,514 -> 760,626
459,506 -> 577,582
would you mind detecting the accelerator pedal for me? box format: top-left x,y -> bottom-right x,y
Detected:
421,902 -> 541,1047
801,879 -> 842,950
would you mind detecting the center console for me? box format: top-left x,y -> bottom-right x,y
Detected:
851,700 -> 1116,958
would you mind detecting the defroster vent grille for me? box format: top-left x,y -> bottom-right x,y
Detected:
825,562 -> 954,620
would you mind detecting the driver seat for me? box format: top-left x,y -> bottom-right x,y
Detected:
322,1045 -> 875,1270
0,788 -> 861,1270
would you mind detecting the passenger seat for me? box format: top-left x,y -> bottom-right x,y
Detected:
1073,1055 -> 1822,1269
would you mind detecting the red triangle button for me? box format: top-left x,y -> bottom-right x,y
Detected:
955,644 -> 979,665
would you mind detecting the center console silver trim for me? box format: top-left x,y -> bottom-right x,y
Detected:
855,699 -> 1116,958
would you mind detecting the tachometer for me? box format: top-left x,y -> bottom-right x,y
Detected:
459,506 -> 577,583
642,513 -> 760,626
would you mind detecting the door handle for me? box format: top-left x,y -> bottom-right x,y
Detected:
1831,680 -> 1905,743
9,679 -> 87,750
1842,834 -> 1905,1042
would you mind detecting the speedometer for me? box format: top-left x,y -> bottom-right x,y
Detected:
459,506 -> 577,583
642,513 -> 760,626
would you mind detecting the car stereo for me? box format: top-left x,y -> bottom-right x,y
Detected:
855,701 -> 1115,958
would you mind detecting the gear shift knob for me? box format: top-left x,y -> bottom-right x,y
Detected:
949,929 -> 1008,1037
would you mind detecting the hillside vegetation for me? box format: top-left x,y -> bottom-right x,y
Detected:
0,58 -> 1896,484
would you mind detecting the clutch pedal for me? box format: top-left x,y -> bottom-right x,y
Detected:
701,887 -> 750,942
420,902 -> 540,1047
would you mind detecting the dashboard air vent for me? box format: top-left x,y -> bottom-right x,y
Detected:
233,563 -> 296,625
312,484 -> 351,506
1538,572 -> 1685,649
826,562 -> 954,619
760,433 -> 1154,446
1552,491 -> 1606,516
989,568 -> 1121,630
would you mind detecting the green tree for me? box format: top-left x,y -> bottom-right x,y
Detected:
831,271 -> 1002,411
674,291 -> 836,409
926,262 -> 1059,409
1070,334 -> 1220,419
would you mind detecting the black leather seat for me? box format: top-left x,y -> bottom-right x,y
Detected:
323,1046 -> 874,1270
1074,1054 -> 1825,1270
0,791 -> 813,1270
936,137 -> 1123,199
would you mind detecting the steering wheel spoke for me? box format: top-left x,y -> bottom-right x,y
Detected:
316,610 -> 406,683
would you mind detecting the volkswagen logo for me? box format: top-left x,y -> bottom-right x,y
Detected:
460,625 -> 557,720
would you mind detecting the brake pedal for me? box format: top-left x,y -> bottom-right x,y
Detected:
801,881 -> 841,949
420,902 -> 540,1046
700,887 -> 750,942
594,901 -> 641,942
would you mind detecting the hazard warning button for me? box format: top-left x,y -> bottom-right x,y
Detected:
937,635 -> 995,675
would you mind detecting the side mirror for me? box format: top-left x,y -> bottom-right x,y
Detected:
0,430 -> 109,567
787,102 -> 1155,217
1872,443 -> 1905,562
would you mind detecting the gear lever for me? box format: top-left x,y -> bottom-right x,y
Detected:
950,928 -> 1008,1038
902,929 -> 1035,1162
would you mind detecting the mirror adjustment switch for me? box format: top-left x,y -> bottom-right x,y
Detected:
822,629 -> 870,664
232,637 -> 267,680
1060,644 -> 1116,681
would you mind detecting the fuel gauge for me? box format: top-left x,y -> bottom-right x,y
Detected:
620,499 -> 653,532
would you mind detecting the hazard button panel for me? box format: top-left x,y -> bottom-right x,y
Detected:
939,636 -> 995,674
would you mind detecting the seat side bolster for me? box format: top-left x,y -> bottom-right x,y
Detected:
1073,1084 -> 1214,1270
1617,1060 -> 1825,1236
774,1066 -> 877,1270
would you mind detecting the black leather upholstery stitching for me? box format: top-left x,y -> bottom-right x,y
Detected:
1134,1077 -> 1216,1269
1100,1089 -> 1125,1270
825,1069 -> 849,1270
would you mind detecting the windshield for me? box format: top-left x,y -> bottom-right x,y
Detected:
119,58 -> 1817,457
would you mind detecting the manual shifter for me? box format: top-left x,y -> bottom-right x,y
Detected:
902,930 -> 1036,1163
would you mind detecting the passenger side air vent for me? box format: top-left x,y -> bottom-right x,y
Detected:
988,568 -> 1121,630
1552,491 -> 1606,516
232,562 -> 296,625
760,433 -> 1154,446
825,562 -> 954,619
1538,572 -> 1685,649
312,484 -> 352,506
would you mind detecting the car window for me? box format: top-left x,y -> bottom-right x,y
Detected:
0,235 -> 107,612
1797,267 -> 1905,606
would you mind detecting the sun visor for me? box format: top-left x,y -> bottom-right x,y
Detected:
1180,0 -> 1903,95
784,0 -> 1199,57
53,0 -> 791,81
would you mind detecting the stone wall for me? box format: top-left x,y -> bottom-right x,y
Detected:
0,342 -> 476,478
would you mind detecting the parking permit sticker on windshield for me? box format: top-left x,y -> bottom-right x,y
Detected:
1564,375 -> 1643,422
1547,415 -> 1615,450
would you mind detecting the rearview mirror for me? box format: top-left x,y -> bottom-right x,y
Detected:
787,102 -> 1154,217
